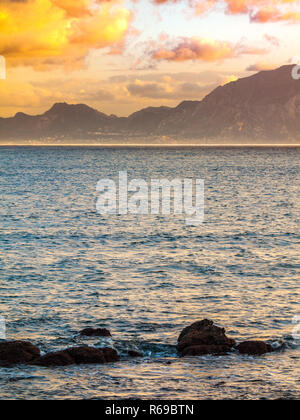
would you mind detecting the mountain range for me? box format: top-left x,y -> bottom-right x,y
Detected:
1,65 -> 300,143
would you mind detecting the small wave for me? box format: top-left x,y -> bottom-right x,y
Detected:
114,339 -> 178,358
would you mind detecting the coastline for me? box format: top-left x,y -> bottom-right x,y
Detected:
1,143 -> 300,148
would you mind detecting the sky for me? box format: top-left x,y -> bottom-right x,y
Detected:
0,0 -> 300,117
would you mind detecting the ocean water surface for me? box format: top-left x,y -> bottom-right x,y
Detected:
0,146 -> 299,400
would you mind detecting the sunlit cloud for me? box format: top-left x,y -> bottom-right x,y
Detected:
221,75 -> 238,85
0,69 -> 241,117
154,0 -> 300,23
114,78 -> 208,102
152,37 -> 267,62
246,61 -> 279,71
0,78 -> 62,114
0,0 -> 297,118
0,0 -> 133,69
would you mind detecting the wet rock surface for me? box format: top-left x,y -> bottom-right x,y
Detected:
79,328 -> 112,337
31,350 -> 74,367
31,346 -> 120,367
180,344 -> 233,357
178,319 -> 236,356
236,341 -> 274,356
0,341 -> 41,366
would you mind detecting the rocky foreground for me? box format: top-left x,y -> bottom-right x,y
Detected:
177,319 -> 274,357
0,320 -> 275,367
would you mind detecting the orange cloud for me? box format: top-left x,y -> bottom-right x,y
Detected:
153,39 -> 233,62
246,61 -> 278,71
52,0 -> 114,17
126,78 -> 217,100
0,0 -> 132,69
225,0 -> 300,23
152,37 -> 266,62
156,0 -> 300,23
0,78 -> 61,115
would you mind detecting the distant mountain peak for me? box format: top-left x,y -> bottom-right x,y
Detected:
14,112 -> 30,118
1,65 -> 300,142
45,102 -> 98,115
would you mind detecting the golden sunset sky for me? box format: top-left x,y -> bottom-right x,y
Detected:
0,0 -> 299,117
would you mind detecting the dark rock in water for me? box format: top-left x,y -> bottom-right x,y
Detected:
0,341 -> 40,366
128,350 -> 143,358
31,346 -> 120,367
67,347 -> 119,364
80,328 -> 111,337
31,350 -> 74,367
236,341 -> 273,356
180,344 -> 232,357
177,319 -> 236,355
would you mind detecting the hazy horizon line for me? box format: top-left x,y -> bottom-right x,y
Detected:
1,143 -> 300,148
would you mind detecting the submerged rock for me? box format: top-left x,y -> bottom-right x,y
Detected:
178,319 -> 236,356
31,346 -> 120,367
79,328 -> 111,337
236,341 -> 273,356
128,350 -> 143,358
0,341 -> 40,366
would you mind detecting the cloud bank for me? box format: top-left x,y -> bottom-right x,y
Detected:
152,37 -> 267,62
0,0 -> 132,68
155,0 -> 300,23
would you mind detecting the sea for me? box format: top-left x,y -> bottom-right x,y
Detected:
0,146 -> 299,400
